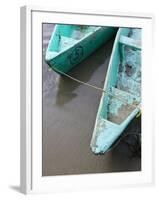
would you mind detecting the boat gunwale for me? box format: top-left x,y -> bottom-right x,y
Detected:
90,28 -> 122,150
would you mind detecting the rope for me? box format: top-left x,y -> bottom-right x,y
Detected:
53,67 -> 141,111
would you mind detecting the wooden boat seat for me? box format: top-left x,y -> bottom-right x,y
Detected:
110,87 -> 140,103
119,35 -> 141,50
107,86 -> 140,124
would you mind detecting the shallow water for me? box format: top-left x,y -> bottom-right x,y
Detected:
42,24 -> 141,176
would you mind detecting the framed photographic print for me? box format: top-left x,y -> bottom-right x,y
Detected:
20,6 -> 154,194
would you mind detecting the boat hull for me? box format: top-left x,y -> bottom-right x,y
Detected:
45,25 -> 117,73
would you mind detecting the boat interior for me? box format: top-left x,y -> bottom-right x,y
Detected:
48,25 -> 99,53
101,28 -> 141,125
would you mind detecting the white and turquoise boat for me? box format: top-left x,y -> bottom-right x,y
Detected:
45,24 -> 117,73
90,28 -> 141,154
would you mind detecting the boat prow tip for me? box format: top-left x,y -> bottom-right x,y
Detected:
45,51 -> 58,62
90,145 -> 105,155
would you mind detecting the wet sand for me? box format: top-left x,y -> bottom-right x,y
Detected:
42,24 -> 141,176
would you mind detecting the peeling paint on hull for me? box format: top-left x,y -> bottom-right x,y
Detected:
90,28 -> 141,154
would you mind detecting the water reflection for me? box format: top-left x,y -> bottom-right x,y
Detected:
55,40 -> 113,106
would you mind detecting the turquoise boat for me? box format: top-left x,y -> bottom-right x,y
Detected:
90,28 -> 141,154
45,24 -> 117,73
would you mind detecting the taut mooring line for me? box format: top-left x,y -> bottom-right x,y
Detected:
53,67 -> 141,110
